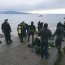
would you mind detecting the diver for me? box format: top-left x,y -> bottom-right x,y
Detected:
53,22 -> 64,53
40,23 -> 52,59
28,21 -> 36,43
1,19 -> 12,44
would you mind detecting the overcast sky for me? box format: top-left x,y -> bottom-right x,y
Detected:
0,0 -> 65,13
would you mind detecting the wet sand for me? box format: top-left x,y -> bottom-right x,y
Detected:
0,34 -> 65,65
0,34 -> 4,38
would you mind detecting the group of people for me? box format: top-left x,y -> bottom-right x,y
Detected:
1,19 -> 65,59
17,21 -> 36,43
17,20 -> 65,59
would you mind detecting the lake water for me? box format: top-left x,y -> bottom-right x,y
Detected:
0,14 -> 65,36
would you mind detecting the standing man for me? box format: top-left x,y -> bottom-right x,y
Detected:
1,19 -> 12,44
38,21 -> 41,32
28,21 -> 36,43
21,22 -> 27,42
53,22 -> 64,53
40,23 -> 52,59
18,21 -> 27,42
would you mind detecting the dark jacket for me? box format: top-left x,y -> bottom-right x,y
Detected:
53,27 -> 64,42
40,28 -> 52,44
29,25 -> 36,33
1,22 -> 11,34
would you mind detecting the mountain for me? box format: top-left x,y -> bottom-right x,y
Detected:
0,11 -> 30,14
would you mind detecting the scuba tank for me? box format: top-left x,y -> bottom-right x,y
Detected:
17,24 -> 22,34
18,25 -> 21,34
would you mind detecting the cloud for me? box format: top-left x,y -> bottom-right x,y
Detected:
0,0 -> 65,11
29,8 -> 65,14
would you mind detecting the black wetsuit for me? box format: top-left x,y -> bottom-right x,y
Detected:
28,25 -> 36,42
40,28 -> 52,59
53,27 -> 64,53
1,22 -> 12,44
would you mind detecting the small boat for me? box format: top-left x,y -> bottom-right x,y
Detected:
39,15 -> 43,17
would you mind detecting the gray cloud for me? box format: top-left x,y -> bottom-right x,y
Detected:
0,0 -> 65,11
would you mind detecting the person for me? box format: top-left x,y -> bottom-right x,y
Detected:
37,22 -> 43,36
53,22 -> 64,53
19,21 -> 27,42
25,23 -> 29,34
38,21 -> 41,32
28,21 -> 36,43
63,21 -> 65,30
40,22 -> 43,29
40,23 -> 52,59
22,22 -> 27,42
63,21 -> 65,37
25,23 -> 29,41
1,19 -> 12,44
